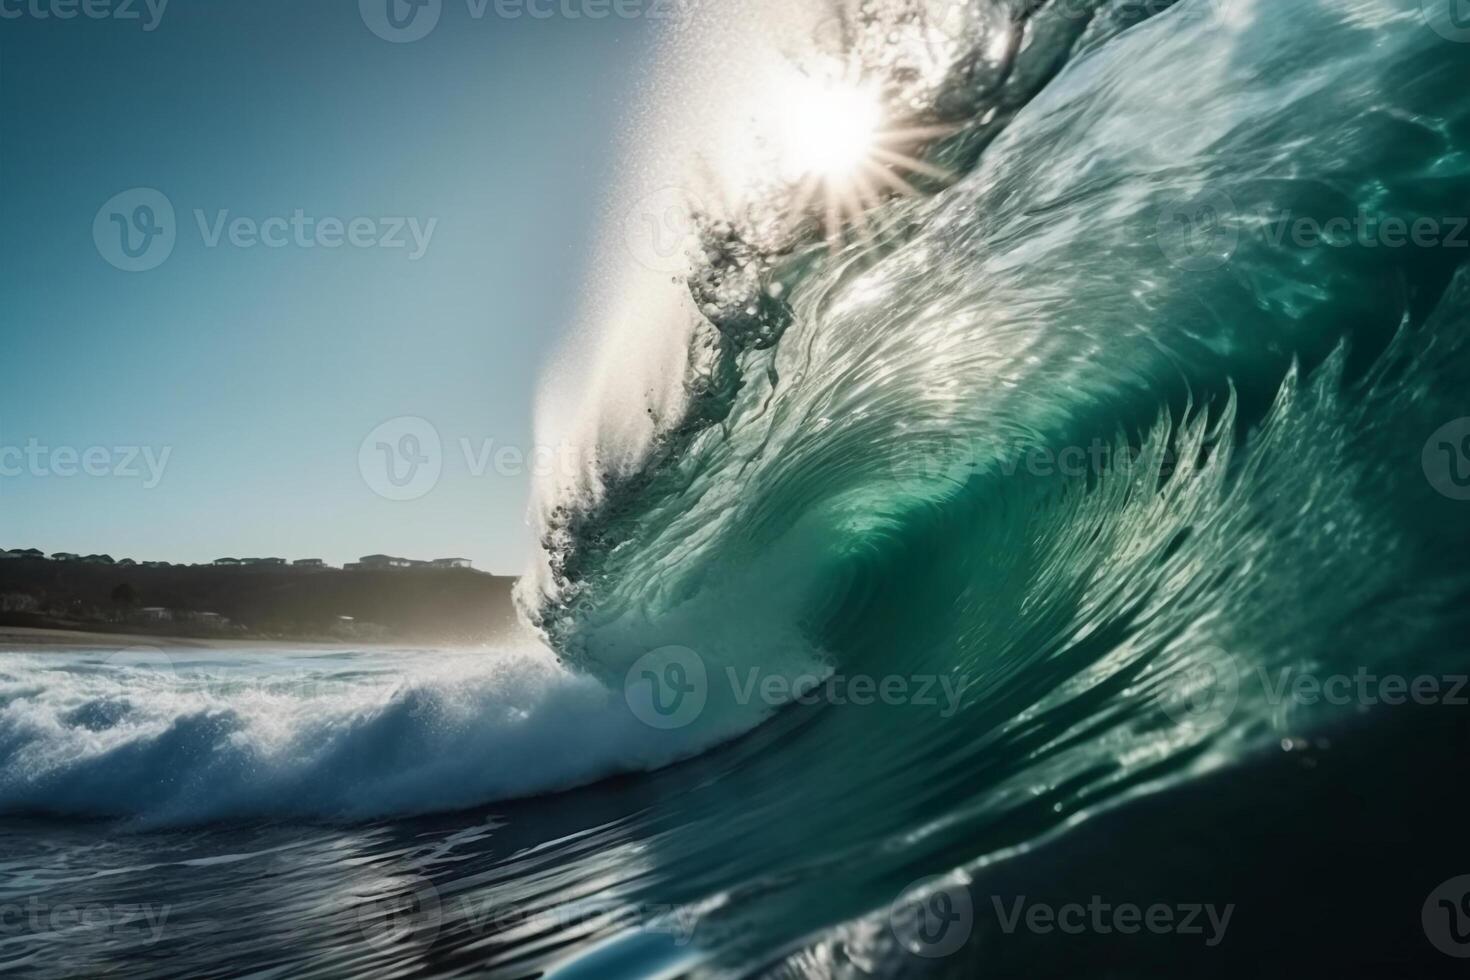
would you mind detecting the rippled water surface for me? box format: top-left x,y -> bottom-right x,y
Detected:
6,0 -> 1470,976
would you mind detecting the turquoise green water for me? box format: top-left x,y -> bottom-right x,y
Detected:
514,0 -> 1470,969
526,0 -> 1470,850
3,0 -> 1470,976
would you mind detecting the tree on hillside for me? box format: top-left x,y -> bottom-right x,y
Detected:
110,583 -> 139,608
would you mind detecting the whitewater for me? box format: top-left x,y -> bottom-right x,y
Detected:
4,0 -> 1470,976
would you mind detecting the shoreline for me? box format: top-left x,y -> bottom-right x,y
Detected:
0,559 -> 517,650
0,625 -> 363,653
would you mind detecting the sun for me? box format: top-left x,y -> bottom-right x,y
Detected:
772,66 -> 956,249
780,79 -> 884,181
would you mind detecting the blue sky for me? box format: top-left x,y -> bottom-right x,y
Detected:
1,1 -> 656,574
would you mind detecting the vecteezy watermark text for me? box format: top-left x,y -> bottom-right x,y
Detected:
0,439 -> 170,488
104,648 -> 364,700
94,188 -> 436,272
726,667 -> 966,718
194,210 -> 436,259
886,432 -> 1198,494
358,416 -> 585,501
886,880 -> 1233,959
990,895 -> 1234,946
1159,647 -> 1470,733
1259,209 -> 1470,250
622,646 -> 969,730
351,873 -> 700,950
0,897 -> 171,945
1256,667 -> 1468,708
359,0 -> 683,43
1156,192 -> 1470,271
0,0 -> 168,30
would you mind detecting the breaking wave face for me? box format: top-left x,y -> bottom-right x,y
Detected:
4,0 -> 1470,893
517,0 -> 1470,772
517,0 -> 1470,872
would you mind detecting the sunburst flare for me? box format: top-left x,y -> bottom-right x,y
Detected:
774,62 -> 958,250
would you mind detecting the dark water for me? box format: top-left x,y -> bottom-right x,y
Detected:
5,0 -> 1470,976
3,691 -> 1470,977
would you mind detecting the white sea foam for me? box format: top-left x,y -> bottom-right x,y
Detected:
0,644 -> 781,827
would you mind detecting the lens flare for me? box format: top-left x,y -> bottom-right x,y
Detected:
780,79 -> 884,180
771,66 -> 958,249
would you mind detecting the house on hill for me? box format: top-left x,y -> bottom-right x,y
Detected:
347,554 -> 413,570
341,555 -> 474,571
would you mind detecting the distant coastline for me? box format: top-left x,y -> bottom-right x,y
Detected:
0,552 -> 518,646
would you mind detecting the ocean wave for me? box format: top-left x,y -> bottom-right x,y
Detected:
4,0 -> 1469,843
0,647 -> 770,826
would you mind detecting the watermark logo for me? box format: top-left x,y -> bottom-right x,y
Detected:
1423,875 -> 1470,957
1423,418 -> 1470,501
94,188 -> 176,272
624,646 -> 707,729
359,417 -> 443,501
1423,0 -> 1470,43
1156,190 -> 1238,272
1158,646 -> 1239,732
361,0 -> 682,43
355,874 -> 443,950
625,186 -> 705,274
890,877 -> 973,958
887,433 -> 975,494
357,421 -> 589,497
95,191 -> 436,270
360,0 -> 442,41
